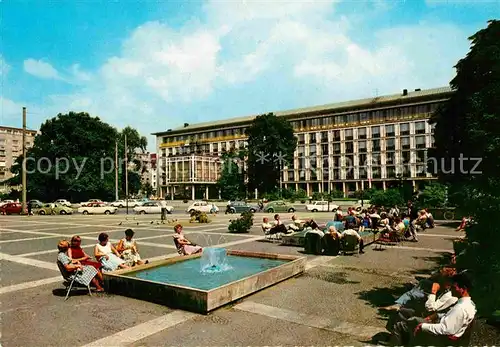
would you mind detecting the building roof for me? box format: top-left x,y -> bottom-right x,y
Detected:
153,86 -> 452,136
0,125 -> 38,134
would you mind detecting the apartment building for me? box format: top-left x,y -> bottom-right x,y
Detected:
153,86 -> 453,200
0,126 -> 38,193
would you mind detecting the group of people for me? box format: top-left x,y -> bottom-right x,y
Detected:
56,224 -> 204,292
380,261 -> 475,346
56,229 -> 143,292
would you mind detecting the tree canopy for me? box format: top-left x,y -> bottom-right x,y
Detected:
246,113 -> 297,194
10,112 -> 147,202
430,20 -> 500,314
217,149 -> 245,200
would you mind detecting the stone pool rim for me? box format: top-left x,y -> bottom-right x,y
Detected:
103,250 -> 306,313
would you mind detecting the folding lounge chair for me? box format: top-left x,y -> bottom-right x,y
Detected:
56,260 -> 92,300
173,237 -> 186,255
341,234 -> 359,255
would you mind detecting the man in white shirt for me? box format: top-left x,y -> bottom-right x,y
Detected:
340,228 -> 365,254
413,273 -> 475,345
390,273 -> 475,345
386,271 -> 458,335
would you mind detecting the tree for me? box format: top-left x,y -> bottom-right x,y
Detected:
10,112 -> 147,202
369,189 -> 404,207
246,113 -> 297,194
141,182 -> 154,198
217,150 -> 245,200
416,182 -> 447,208
430,20 -> 500,314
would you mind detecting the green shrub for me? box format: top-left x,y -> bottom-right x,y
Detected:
369,189 -> 404,207
189,210 -> 210,223
228,211 -> 254,233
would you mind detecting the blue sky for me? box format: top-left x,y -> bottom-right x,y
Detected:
1,0 -> 498,151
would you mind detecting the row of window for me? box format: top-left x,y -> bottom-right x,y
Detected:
162,134 -> 432,158
285,165 -> 430,181
161,104 -> 440,144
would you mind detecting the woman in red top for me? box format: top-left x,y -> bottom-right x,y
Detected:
68,235 -> 102,270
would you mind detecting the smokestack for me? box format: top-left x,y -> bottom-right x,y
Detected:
402,89 -> 408,96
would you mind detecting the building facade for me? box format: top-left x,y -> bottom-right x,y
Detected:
154,87 -> 452,199
0,126 -> 38,193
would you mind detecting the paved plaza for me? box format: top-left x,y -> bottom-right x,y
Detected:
0,212 -> 465,346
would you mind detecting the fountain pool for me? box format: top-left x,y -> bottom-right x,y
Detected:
104,249 -> 306,313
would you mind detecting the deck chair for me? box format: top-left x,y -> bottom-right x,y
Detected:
341,234 -> 360,255
56,261 -> 92,300
173,237 -> 185,255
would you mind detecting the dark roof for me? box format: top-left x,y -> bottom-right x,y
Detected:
153,86 -> 452,136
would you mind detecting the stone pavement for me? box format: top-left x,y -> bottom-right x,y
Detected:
0,212 -> 460,346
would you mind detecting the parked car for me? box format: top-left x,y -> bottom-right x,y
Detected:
54,199 -> 72,207
186,201 -> 219,214
0,199 -> 14,207
0,202 -> 23,215
306,200 -> 339,212
28,199 -> 44,208
133,201 -> 173,214
36,203 -> 73,215
226,201 -> 258,214
80,199 -> 104,207
264,200 -> 296,213
77,203 -> 117,215
109,199 -> 138,208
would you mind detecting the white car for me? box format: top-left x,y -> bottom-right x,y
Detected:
133,201 -> 173,214
54,199 -> 72,207
186,201 -> 219,214
109,200 -> 137,208
305,201 -> 339,212
77,203 -> 117,215
80,199 -> 105,207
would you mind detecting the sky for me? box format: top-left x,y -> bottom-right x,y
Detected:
1,0 -> 498,151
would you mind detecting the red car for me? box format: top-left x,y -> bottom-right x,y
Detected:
0,202 -> 24,215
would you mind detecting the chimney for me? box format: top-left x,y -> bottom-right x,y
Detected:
415,88 -> 421,91
402,89 -> 408,96
184,123 -> 189,127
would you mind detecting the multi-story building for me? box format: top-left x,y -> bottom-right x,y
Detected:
0,126 -> 38,193
153,87 -> 453,200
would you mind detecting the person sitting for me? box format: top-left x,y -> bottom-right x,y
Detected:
288,214 -> 306,231
389,217 -> 406,241
270,214 -> 290,234
94,233 -> 129,272
381,267 -> 457,311
379,213 -> 391,233
416,210 -> 428,231
116,229 -> 146,266
386,269 -> 458,336
389,205 -> 400,218
173,224 -> 202,255
340,228 -> 365,254
68,235 -> 102,270
393,273 -> 475,346
261,217 -> 273,234
456,216 -> 472,232
335,207 -> 344,221
359,212 -> 371,233
425,208 -> 435,228
57,240 -> 104,292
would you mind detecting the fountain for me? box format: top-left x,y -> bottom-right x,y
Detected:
200,247 -> 232,273
104,248 -> 306,313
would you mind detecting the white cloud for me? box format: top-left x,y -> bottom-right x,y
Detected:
24,59 -> 62,80
6,0 -> 477,150
0,55 -> 10,76
70,64 -> 92,82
